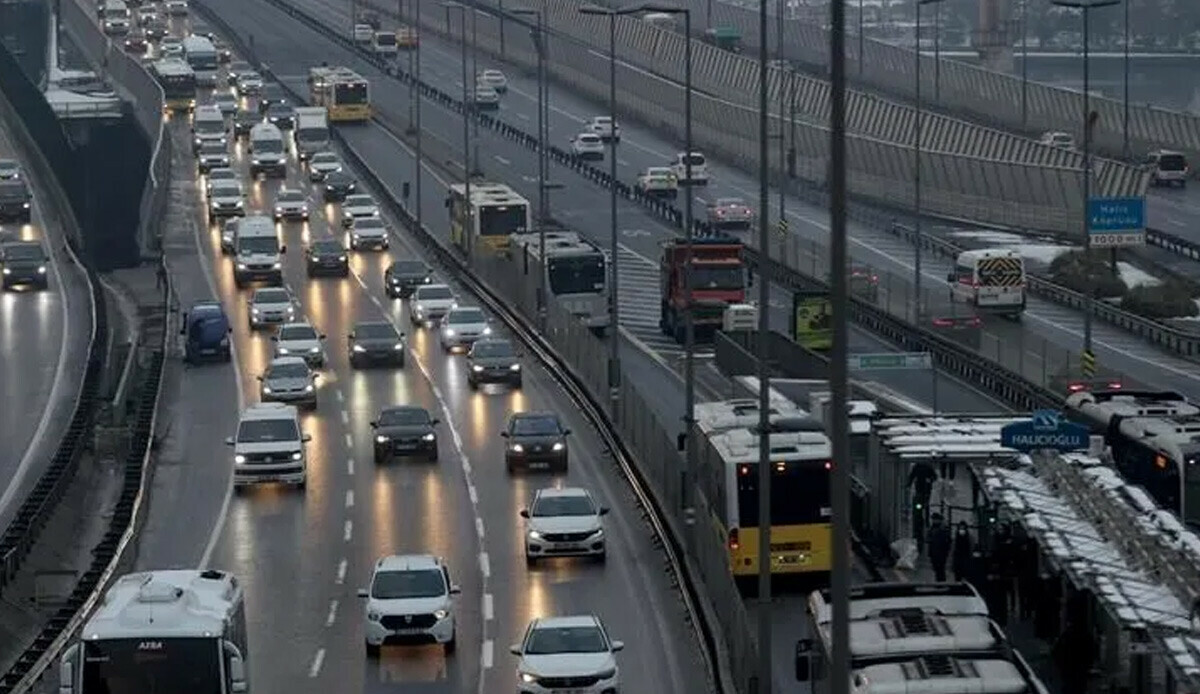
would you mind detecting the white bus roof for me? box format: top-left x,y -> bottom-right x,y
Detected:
84,570 -> 241,640
152,58 -> 193,76
510,230 -> 581,250
712,428 -> 831,463
956,248 -> 1024,263
830,614 -> 1001,657
695,397 -> 805,435
1066,389 -> 1198,426
852,657 -> 1034,694
532,238 -> 603,262
182,35 -> 216,51
809,583 -> 988,626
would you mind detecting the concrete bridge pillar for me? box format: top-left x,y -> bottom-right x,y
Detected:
974,0 -> 1015,73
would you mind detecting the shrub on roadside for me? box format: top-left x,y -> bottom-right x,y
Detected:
1120,280 -> 1200,319
1048,250 -> 1127,299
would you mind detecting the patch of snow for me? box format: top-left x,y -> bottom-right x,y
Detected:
1116,261 -> 1162,288
950,230 -> 1028,245
1010,244 -> 1075,265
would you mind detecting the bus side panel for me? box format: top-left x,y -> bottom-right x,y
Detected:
729,524 -> 832,576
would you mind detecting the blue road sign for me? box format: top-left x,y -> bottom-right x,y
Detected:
1001,411 -> 1091,452
1088,197 -> 1146,248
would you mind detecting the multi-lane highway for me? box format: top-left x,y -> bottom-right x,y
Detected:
0,109 -> 92,531
133,44 -> 711,694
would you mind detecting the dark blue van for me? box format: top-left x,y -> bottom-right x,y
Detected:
181,300 -> 232,363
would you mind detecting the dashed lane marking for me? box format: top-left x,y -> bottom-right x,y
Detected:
340,409 -> 350,424
325,600 -> 338,627
347,457 -> 355,476
483,593 -> 493,621
479,552 -> 490,579
344,520 -> 353,542
336,558 -> 347,585
475,517 -> 485,540
344,433 -> 353,448
308,648 -> 325,678
346,490 -> 355,507
481,639 -> 494,670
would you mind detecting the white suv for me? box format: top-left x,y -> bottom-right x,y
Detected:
410,283 -> 457,326
224,402 -> 310,488
587,116 -> 619,142
358,554 -> 460,656
522,487 -> 608,564
570,132 -> 605,161
510,615 -> 623,694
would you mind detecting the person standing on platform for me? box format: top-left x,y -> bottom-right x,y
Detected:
951,521 -> 973,582
927,513 -> 951,582
909,461 -> 937,553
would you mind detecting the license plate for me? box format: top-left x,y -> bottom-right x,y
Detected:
391,628 -> 425,635
529,462 -> 549,469
200,348 -> 215,354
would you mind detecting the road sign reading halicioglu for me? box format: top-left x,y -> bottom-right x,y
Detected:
847,352 -> 932,370
1088,196 -> 1146,248
1000,411 -> 1092,452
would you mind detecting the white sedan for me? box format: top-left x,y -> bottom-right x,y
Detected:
349,217 -> 390,251
340,193 -> 380,228
510,615 -> 623,694
272,322 -> 326,366
478,69 -> 508,93
521,487 -> 608,564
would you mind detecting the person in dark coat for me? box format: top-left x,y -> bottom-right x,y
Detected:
926,513 -> 952,582
909,461 -> 938,552
951,521 -> 973,582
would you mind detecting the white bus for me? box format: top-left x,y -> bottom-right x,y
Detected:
182,35 -> 220,87
59,570 -> 249,694
949,248 -> 1026,318
509,231 -> 610,333
795,582 -> 1050,694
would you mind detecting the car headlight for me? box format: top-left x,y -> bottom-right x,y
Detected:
423,276 -> 431,283
471,365 -> 483,372
286,306 -> 295,314
234,454 -> 246,464
262,386 -> 272,394
519,673 -> 538,684
309,347 -> 320,353
375,435 -> 389,444
482,326 -> 492,335
272,263 -> 281,270
291,451 -> 303,460
552,442 -> 564,452
274,207 -> 283,214
589,528 -> 605,538
422,433 -> 435,441
337,255 -> 346,262
509,364 -> 521,371
304,384 -> 314,392
527,530 -> 541,540
277,347 -> 290,354
595,668 -> 616,679
237,262 -> 248,270
433,609 -> 449,620
353,344 -> 366,353
510,443 -> 524,453
252,158 -> 262,165
251,307 -> 259,314
21,202 -> 29,209
1,268 -> 9,275
442,328 -> 455,337
393,343 -> 404,351
367,610 -> 381,622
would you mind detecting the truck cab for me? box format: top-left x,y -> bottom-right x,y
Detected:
702,26 -> 742,52
659,235 -> 746,343
181,300 -> 232,363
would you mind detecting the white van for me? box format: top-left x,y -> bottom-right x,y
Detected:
672,151 -> 708,185
100,0 -> 131,35
949,248 -> 1026,318
191,105 -> 227,153
232,215 -> 285,287
372,31 -> 399,57
225,402 -> 310,488
248,122 -> 287,178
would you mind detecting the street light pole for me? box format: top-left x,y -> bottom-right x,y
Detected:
445,2 -> 473,264
406,0 -> 418,135
776,0 -> 786,237
511,6 -> 549,327
1021,0 -> 1028,129
414,0 -> 424,235
756,0 -> 772,690
912,0 -> 945,322
858,0 -> 864,75
932,0 -> 940,102
470,4 -> 482,176
1122,0 -> 1130,157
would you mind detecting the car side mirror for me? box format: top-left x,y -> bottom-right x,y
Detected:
563,428 -> 572,436
599,507 -> 610,515
500,431 -> 509,438
356,588 -> 369,598
509,645 -> 522,656
519,509 -> 529,518
431,418 -> 440,425
224,437 -> 235,445
256,375 -> 263,381
320,334 -> 327,339
369,421 -> 377,428
611,641 -> 624,652
400,332 -> 407,338
302,433 -> 312,442
348,333 -> 355,339
313,373 -> 321,380
450,584 -> 462,594
270,335 -> 278,341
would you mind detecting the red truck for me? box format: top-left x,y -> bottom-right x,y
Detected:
659,236 -> 747,343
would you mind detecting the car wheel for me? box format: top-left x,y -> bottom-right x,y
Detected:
556,458 -> 568,473
428,448 -> 439,462
374,451 -> 385,465
525,554 -> 537,568
296,479 -> 307,490
365,642 -> 380,658
468,379 -> 478,390
506,459 -> 517,475
594,551 -> 607,563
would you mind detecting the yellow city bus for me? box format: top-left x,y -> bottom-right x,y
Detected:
308,66 -> 371,122
698,414 -> 833,580
445,182 -> 531,255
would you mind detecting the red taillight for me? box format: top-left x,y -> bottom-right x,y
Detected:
824,461 -> 832,470
1109,382 -> 1123,389
932,318 -> 952,327
1068,383 -> 1086,393
728,528 -> 740,551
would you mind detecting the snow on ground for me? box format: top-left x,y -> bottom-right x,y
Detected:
950,230 -> 1028,245
1117,261 -> 1163,288
1010,244 -> 1074,265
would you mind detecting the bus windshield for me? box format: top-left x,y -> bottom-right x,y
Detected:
82,637 -> 222,694
478,204 -> 527,236
333,82 -> 368,105
548,254 -> 605,295
194,120 -> 224,135
736,460 -> 831,526
238,237 -> 279,255
158,75 -> 195,98
296,127 -> 326,144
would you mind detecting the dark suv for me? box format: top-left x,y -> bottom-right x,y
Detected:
501,412 -> 570,473
0,179 -> 32,223
0,241 -> 49,290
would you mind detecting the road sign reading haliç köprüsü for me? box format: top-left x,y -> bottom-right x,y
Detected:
1000,409 -> 1090,452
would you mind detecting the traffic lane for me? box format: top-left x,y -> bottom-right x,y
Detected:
133,122 -> 243,568
0,119 -> 87,531
1148,186 -> 1200,241
360,264 -> 712,694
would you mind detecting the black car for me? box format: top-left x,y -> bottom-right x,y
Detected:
123,31 -> 149,54
370,405 -> 439,463
384,260 -> 432,298
467,338 -> 522,389
502,412 -> 570,473
266,103 -> 296,129
306,239 -> 350,278
322,171 -> 357,202
233,109 -> 260,138
0,179 -> 32,223
258,84 -> 287,113
348,321 -> 406,368
0,241 -> 49,290
143,20 -> 167,40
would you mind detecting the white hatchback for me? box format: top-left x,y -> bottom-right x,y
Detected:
439,306 -> 491,352
478,69 -> 508,92
272,321 -> 326,366
358,554 -> 460,656
340,193 -> 380,227
510,615 -> 623,694
349,217 -> 390,251
570,132 -> 605,161
522,487 -> 608,564
410,283 -> 457,326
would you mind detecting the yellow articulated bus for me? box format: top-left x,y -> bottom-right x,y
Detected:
695,399 -> 834,580
308,66 -> 371,122
445,182 -> 531,255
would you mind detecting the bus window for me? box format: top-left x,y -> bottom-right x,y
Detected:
334,81 -> 369,105
478,205 -> 527,237
735,462 -> 831,527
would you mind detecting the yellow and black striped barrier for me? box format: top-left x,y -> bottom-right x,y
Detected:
776,219 -> 789,239
978,256 -> 1024,286
1081,349 -> 1096,378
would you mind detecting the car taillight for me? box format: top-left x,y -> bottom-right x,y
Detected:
932,318 -> 952,327
1067,383 -> 1086,393
728,528 -> 740,551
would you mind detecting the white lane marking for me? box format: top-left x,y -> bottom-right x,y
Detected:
468,483 -> 478,505
344,520 -> 353,541
346,490 -> 355,507
482,593 -> 493,621
494,155 -> 511,166
516,112 -> 530,121
325,599 -> 338,626
340,409 -> 350,424
475,517 -> 485,540
1170,218 -> 1187,227
479,551 -> 490,578
347,457 -> 355,475
336,558 -> 348,584
308,648 -> 326,678
335,389 -> 345,402
481,639 -> 494,669
344,432 -> 354,448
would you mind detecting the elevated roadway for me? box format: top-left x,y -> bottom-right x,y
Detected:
213,0 -> 1200,405
0,101 -> 93,531
134,36 -> 711,694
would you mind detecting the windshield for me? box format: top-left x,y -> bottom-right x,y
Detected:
254,138 -> 284,154
417,286 -> 452,300
355,323 -> 396,339
1159,154 -> 1188,171
390,261 -> 427,275
199,143 -> 225,155
377,33 -> 397,45
548,255 -> 605,296
278,325 -> 317,341
312,154 -> 338,165
355,218 -> 384,229
736,459 -> 831,526
525,626 -> 606,655
345,195 -> 373,207
268,362 -> 309,379
254,289 -> 289,304
82,637 -> 221,694
691,266 -> 744,290
236,417 -> 299,443
239,237 -> 278,254
716,198 -> 744,207
447,309 -> 485,324
268,105 -> 293,117
211,183 -> 240,197
296,127 -> 326,142
472,341 -> 514,358
511,416 -> 561,436
372,569 -> 445,599
3,244 -> 44,261
334,82 -> 369,105
478,204 -> 527,237
532,495 -> 594,517
379,408 -> 430,426
312,241 -> 343,253
194,120 -> 224,135
240,72 -> 261,83
646,168 -> 672,178
278,191 -> 304,202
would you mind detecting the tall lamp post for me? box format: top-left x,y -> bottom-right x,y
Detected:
858,0 -> 864,75
1121,0 -> 1130,157
912,0 -> 945,322
1020,0 -> 1028,129
444,2 -> 474,264
413,0 -> 424,234
1052,0 -> 1119,361
755,0 -> 772,689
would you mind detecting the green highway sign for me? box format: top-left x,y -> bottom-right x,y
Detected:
848,352 -> 933,371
